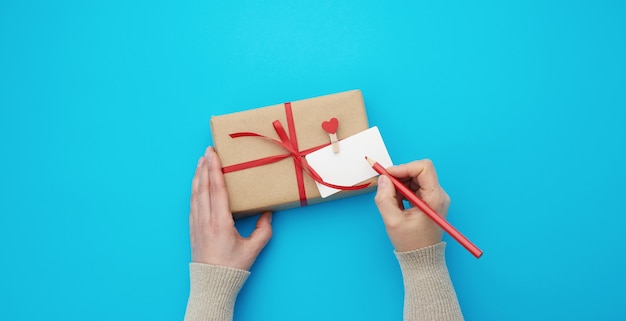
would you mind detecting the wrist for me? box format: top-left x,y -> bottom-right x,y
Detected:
390,229 -> 443,252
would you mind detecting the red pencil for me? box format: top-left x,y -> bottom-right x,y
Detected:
366,156 -> 483,258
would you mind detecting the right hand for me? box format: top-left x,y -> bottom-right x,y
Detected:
374,159 -> 451,252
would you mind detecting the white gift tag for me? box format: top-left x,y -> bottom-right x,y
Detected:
305,126 -> 394,198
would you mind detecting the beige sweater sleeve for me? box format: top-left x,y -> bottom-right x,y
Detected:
395,242 -> 464,321
184,242 -> 462,321
183,263 -> 250,321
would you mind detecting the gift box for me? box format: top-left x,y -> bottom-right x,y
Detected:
210,90 -> 377,219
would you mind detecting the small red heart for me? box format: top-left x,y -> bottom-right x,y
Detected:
321,118 -> 339,134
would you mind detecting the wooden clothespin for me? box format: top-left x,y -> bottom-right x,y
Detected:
322,118 -> 340,153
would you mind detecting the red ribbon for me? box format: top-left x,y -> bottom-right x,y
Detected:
222,102 -> 369,207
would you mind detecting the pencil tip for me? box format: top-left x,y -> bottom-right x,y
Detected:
365,156 -> 376,166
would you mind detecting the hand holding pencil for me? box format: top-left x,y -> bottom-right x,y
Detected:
369,157 -> 482,258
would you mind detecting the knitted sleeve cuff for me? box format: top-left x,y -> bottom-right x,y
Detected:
183,263 -> 250,321
394,242 -> 447,278
394,242 -> 465,321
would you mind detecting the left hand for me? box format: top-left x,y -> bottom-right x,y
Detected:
189,146 -> 273,271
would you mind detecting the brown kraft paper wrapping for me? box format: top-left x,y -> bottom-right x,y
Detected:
210,90 -> 377,219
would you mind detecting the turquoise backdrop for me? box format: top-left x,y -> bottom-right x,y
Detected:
1,0 -> 625,320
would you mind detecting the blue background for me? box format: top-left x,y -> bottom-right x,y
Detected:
1,0 -> 625,320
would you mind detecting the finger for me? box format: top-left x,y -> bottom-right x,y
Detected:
206,146 -> 232,221
190,156 -> 204,214
374,175 -> 404,224
249,211 -> 273,252
196,151 -> 211,220
190,156 -> 204,242
385,159 -> 441,193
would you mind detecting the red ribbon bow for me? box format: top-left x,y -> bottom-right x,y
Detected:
222,102 -> 369,207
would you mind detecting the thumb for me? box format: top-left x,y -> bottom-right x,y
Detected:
249,211 -> 273,251
374,175 -> 403,222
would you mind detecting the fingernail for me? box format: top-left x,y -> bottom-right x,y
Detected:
197,156 -> 204,167
378,175 -> 388,187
